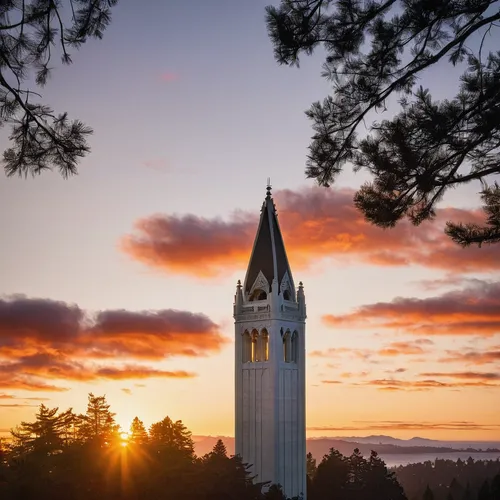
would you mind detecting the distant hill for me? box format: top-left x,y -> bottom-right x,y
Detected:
328,435 -> 500,450
192,435 -> 500,460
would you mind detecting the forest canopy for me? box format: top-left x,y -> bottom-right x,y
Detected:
0,393 -> 408,500
1,393 -> 499,500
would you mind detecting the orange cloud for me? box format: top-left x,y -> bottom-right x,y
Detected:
310,347 -> 374,361
0,296 -> 225,391
121,186 -> 498,277
0,373 -> 68,392
419,371 -> 500,381
439,348 -> 500,365
385,368 -> 408,374
378,339 -> 434,356
0,353 -> 196,391
0,394 -> 48,401
340,371 -> 369,378
363,378 -> 500,391
0,296 -> 226,360
122,213 -> 254,277
323,280 -> 500,337
0,403 -> 38,408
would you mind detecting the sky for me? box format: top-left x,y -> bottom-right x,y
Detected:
0,0 -> 499,443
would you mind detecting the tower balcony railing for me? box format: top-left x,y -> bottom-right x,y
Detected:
237,301 -> 300,314
240,303 -> 270,313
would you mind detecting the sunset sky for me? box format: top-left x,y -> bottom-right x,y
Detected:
0,0 -> 499,443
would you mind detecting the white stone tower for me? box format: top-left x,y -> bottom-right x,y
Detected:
234,184 -> 306,499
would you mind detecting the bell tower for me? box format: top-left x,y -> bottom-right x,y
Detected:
234,184 -> 306,499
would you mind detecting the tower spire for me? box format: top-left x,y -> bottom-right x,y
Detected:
243,182 -> 295,300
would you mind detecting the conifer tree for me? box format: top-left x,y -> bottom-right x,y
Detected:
205,439 -> 228,458
424,485 -> 435,500
129,416 -> 148,445
306,451 -> 317,479
0,0 -> 119,177
367,450 -> 407,500
266,0 -> 500,247
492,473 -> 500,500
211,438 -> 228,458
77,393 -> 118,445
463,482 -> 473,500
478,480 -> 492,500
149,416 -> 195,459
10,404 -> 74,456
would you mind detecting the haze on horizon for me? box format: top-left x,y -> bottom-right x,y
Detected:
0,0 -> 499,443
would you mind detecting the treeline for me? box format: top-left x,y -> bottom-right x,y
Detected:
394,458 -> 500,500
306,448 -> 407,500
0,393 -> 408,500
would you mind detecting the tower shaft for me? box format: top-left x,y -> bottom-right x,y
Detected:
234,187 -> 306,499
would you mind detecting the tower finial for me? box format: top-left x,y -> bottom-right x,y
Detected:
266,178 -> 272,199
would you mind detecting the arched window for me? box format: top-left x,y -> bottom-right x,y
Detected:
251,329 -> 259,362
242,331 -> 252,363
283,290 -> 291,300
249,289 -> 267,301
283,330 -> 292,362
291,331 -> 298,363
261,329 -> 269,362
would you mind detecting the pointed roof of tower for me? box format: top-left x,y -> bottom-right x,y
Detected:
243,183 -> 295,297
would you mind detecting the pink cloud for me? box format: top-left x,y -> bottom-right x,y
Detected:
160,72 -> 179,82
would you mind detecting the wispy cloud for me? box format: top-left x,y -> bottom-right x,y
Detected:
0,394 -> 49,401
310,347 -> 374,362
419,371 -> 500,381
0,353 -> 195,391
378,339 -> 434,356
0,403 -> 39,408
307,421 -> 500,432
323,280 -> 500,337
415,277 -> 492,291
439,347 -> 500,365
340,371 -> 370,378
141,158 -> 169,172
385,368 -> 408,374
362,378 -> 500,391
0,374 -> 68,392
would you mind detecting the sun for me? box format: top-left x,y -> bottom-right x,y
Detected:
120,431 -> 130,447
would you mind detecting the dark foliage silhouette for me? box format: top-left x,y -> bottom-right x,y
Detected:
266,0 -> 500,247
0,394 -> 412,500
394,457 -> 500,500
0,0 -> 118,178
308,447 -> 407,500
